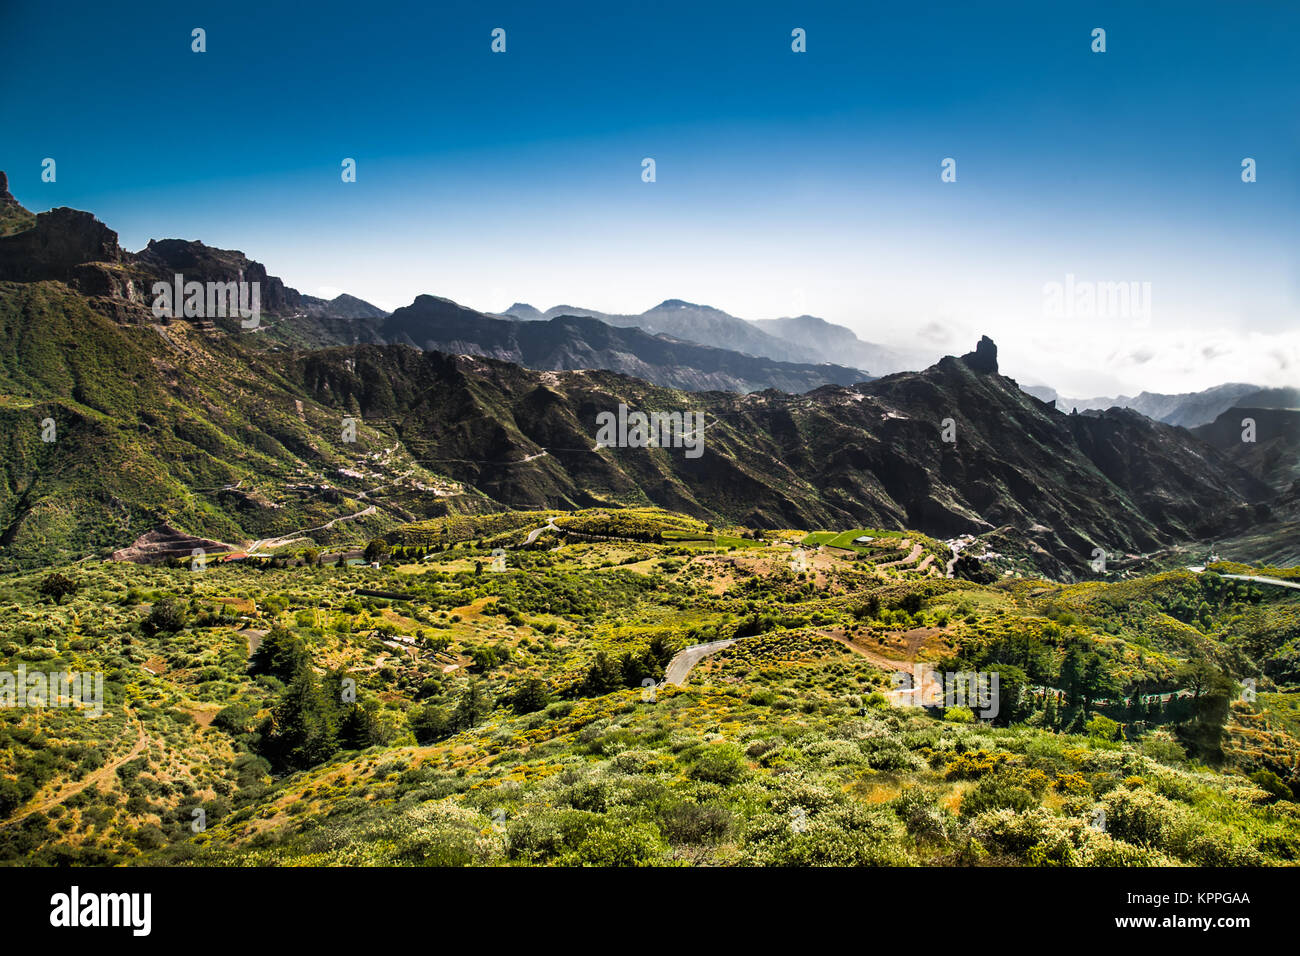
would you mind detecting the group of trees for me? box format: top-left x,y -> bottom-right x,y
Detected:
580,635 -> 675,696
248,626 -> 385,772
943,620 -> 1241,758
38,572 -> 80,603
241,623 -> 550,762
142,598 -> 188,636
408,679 -> 495,745
1058,644 -> 1122,710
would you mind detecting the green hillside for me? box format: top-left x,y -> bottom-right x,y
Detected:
2,514 -> 1296,866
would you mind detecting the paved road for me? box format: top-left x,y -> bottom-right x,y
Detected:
241,628 -> 268,656
1221,573 -> 1300,590
523,517 -> 559,545
249,504 -> 377,552
663,639 -> 737,685
1189,569 -> 1300,591
945,538 -> 970,578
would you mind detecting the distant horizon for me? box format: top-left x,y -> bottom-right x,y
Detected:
4,0 -> 1296,396
9,165 -> 1299,399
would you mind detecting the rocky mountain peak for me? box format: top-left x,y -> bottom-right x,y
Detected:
0,170 -> 36,237
505,302 -> 543,319
134,238 -> 301,314
0,206 -> 122,282
961,335 -> 999,374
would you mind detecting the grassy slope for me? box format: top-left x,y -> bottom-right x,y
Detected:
1,509 -> 1296,866
0,282 -> 488,565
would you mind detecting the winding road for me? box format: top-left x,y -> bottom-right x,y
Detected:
1219,573 -> 1300,590
663,639 -> 737,686
248,504 -> 378,552
945,537 -> 971,578
523,517 -> 560,546
1189,569 -> 1300,591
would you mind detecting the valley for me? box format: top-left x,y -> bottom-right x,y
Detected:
2,506 -> 1298,866
0,178 -> 1297,869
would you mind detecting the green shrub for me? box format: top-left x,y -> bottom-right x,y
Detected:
687,744 -> 750,785
561,819 -> 667,866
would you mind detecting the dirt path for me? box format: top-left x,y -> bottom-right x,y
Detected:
817,630 -> 940,705
908,553 -> 935,573
819,629 -> 912,669
2,716 -> 148,828
879,539 -> 923,568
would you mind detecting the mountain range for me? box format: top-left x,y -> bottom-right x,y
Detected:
1193,406 -> 1300,493
1024,382 -> 1300,429
500,299 -> 932,374
0,174 -> 1288,577
375,295 -> 871,393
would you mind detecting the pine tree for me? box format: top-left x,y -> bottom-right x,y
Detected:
1043,691 -> 1058,730
337,703 -> 377,750
510,676 -> 551,714
410,703 -> 452,744
452,679 -> 492,730
249,624 -> 310,682
582,651 -> 624,695
1060,646 -> 1088,707
262,666 -> 339,771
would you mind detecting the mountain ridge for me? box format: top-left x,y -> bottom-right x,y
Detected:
0,178 -> 1276,578
1022,382 -> 1296,429
505,297 -> 926,373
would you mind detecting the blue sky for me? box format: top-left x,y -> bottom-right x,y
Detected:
2,0 -> 1297,393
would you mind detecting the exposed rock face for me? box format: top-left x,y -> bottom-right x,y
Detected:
135,239 -> 301,314
0,174 -> 321,318
961,335 -> 998,374
0,171 -> 35,235
110,524 -> 236,563
0,207 -> 123,282
289,337 -> 1269,574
